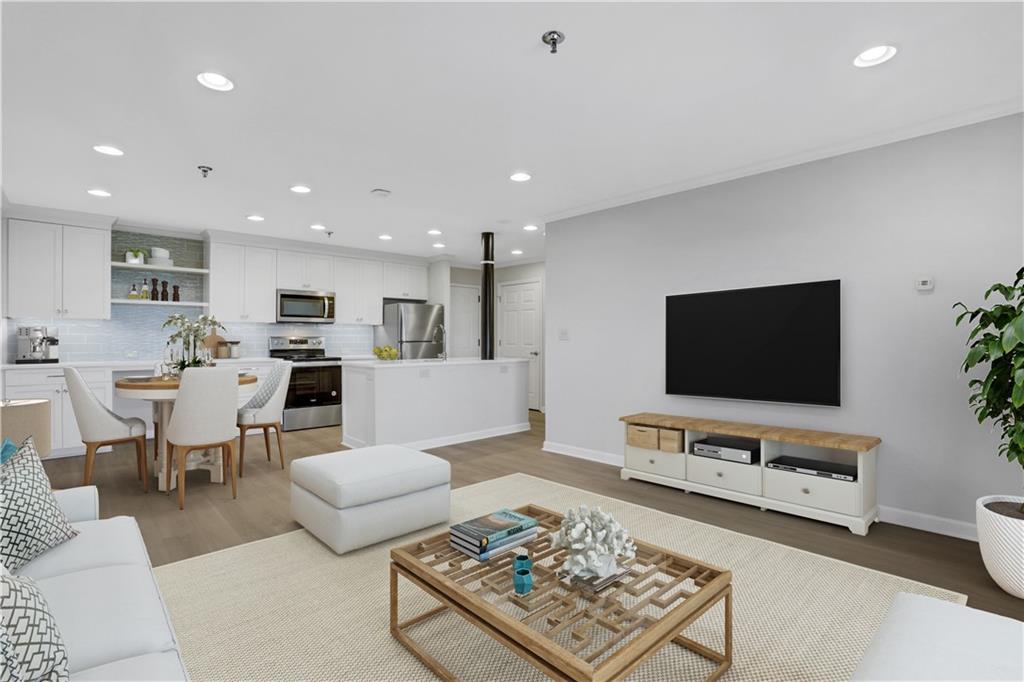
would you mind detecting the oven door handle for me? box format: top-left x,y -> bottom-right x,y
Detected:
323,297 -> 328,319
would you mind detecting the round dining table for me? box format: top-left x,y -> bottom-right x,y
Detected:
115,373 -> 258,492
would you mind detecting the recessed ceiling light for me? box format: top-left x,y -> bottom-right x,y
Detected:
853,45 -> 897,68
196,71 -> 234,91
509,171 -> 531,182
246,215 -> 264,222
511,249 -> 523,255
427,229 -> 442,236
432,243 -> 446,249
310,224 -> 326,231
523,224 -> 539,232
93,145 -> 124,157
87,188 -> 111,197
290,185 -> 311,194
378,234 -> 392,241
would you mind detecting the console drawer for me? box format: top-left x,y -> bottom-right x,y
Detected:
764,467 -> 860,516
687,454 -> 762,496
659,429 -> 683,453
626,425 -> 659,450
625,445 -> 684,480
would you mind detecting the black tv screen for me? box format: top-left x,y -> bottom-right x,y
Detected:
665,280 -> 840,406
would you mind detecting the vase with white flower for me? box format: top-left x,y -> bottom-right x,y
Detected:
162,313 -> 225,373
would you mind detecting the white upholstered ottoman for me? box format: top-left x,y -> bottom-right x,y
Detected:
290,445 -> 451,554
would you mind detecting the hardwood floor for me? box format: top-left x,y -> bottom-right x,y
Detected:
42,412 -> 1021,619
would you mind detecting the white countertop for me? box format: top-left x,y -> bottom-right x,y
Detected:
342,357 -> 529,369
2,356 -> 283,371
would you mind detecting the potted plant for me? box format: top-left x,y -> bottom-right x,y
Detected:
955,267 -> 1024,599
124,247 -> 147,265
162,313 -> 226,372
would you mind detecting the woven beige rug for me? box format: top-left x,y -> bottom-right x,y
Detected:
155,473 -> 965,681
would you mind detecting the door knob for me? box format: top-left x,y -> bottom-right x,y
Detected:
716,471 -> 724,478
801,487 -> 810,494
530,351 -> 540,356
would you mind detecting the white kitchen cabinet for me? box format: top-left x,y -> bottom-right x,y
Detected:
210,244 -> 278,323
335,257 -> 384,325
5,219 -> 110,320
383,262 -> 428,300
277,251 -> 334,292
3,368 -> 112,456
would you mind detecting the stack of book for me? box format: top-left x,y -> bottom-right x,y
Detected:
449,509 -> 539,561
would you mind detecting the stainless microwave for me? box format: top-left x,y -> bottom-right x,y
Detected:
276,289 -> 335,324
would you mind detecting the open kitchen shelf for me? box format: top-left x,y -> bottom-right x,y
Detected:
111,262 -> 210,275
111,299 -> 209,308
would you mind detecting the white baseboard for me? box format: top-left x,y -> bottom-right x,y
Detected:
878,505 -> 977,542
400,423 -> 532,451
543,441 -> 624,467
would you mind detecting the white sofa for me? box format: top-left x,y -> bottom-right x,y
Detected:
12,486 -> 188,681
853,592 -> 1024,681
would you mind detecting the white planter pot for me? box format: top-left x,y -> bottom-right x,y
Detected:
976,495 -> 1024,599
124,251 -> 145,265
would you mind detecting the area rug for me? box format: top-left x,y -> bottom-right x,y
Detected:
154,473 -> 965,681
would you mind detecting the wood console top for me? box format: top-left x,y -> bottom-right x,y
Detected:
619,413 -> 881,452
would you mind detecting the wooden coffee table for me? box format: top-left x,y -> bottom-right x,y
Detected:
390,504 -> 733,681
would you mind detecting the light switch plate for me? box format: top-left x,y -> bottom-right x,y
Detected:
915,276 -> 935,292
558,328 -> 570,341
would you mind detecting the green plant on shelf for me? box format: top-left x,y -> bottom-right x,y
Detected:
955,266 -> 1024,513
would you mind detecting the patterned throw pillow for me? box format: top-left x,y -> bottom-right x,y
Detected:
0,438 -> 78,571
0,573 -> 70,682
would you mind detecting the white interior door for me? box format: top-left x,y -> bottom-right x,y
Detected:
498,280 -> 543,410
449,284 -> 480,358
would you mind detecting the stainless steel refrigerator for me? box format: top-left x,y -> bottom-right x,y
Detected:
381,302 -> 445,359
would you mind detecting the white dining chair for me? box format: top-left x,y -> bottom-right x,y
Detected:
164,367 -> 239,510
63,367 -> 149,492
237,361 -> 292,477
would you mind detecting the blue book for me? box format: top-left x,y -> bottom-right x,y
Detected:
449,529 -> 537,561
449,509 -> 538,549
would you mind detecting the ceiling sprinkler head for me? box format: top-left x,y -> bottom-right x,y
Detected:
325,230 -> 334,238
197,165 -> 213,178
542,30 -> 565,54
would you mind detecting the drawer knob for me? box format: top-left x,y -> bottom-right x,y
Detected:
801,487 -> 810,494
716,471 -> 723,478
648,459 -> 655,465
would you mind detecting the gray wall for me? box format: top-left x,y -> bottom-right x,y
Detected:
544,114 -> 1023,538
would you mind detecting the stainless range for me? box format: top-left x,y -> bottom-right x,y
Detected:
269,336 -> 342,431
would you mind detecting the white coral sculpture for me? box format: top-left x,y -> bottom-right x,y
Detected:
550,505 -> 637,579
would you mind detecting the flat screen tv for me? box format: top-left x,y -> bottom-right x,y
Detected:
665,280 -> 840,406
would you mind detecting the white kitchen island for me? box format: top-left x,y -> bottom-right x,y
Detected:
341,357 -> 530,449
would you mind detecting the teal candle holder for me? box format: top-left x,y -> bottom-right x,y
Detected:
513,553 -> 532,572
513,568 -> 533,595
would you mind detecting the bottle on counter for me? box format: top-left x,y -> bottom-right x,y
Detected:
151,278 -> 159,301
139,280 -> 150,300
128,283 -> 139,300
160,281 -> 169,301
172,285 -> 180,302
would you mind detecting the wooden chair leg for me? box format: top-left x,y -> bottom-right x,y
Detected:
222,443 -> 228,485
226,441 -> 237,499
135,437 -> 149,493
166,444 -> 174,496
238,426 -> 247,478
135,442 -> 143,480
177,448 -> 187,510
263,426 -> 272,461
153,421 -> 160,461
275,423 -> 285,470
83,442 -> 98,486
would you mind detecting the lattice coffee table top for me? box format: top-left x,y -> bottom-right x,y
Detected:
391,504 -> 731,671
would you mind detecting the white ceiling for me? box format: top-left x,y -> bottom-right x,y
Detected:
3,2 -> 1021,266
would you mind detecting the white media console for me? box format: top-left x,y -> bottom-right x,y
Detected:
619,413 -> 881,535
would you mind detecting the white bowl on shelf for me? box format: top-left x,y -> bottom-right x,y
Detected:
149,257 -> 174,267
150,247 -> 170,259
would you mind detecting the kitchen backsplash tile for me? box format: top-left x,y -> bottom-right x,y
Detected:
7,305 -> 373,362
112,229 -> 205,269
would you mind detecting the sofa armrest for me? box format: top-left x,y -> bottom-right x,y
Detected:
52,486 -> 99,523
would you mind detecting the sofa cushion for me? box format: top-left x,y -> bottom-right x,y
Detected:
852,592 -> 1024,681
17,517 -> 151,581
35,565 -> 177,674
1,573 -> 70,682
1,437 -> 78,571
71,651 -> 186,681
291,445 -> 451,509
